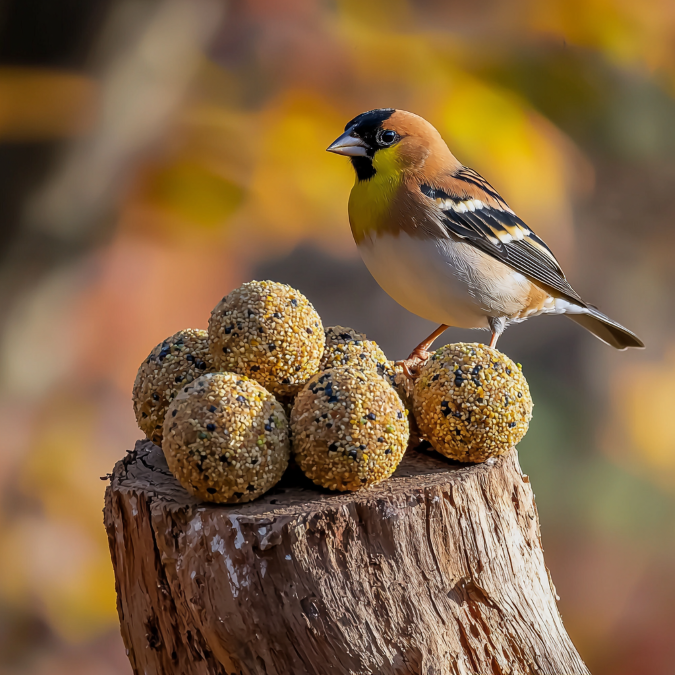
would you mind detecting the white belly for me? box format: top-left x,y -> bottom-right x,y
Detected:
357,232 -> 532,329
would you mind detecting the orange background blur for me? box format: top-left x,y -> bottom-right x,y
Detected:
1,1 -> 674,673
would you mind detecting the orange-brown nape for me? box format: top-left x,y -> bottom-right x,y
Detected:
379,110 -> 460,178
369,110 -> 509,211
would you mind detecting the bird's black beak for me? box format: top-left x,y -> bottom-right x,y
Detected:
326,130 -> 368,157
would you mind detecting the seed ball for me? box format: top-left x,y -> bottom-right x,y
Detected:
413,343 -> 533,463
163,372 -> 290,503
208,281 -> 325,399
291,366 -> 409,491
133,329 -> 217,446
320,326 -> 391,378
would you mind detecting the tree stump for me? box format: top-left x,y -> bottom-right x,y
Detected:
104,439 -> 589,675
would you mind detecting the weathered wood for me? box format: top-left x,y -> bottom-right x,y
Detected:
104,439 -> 589,675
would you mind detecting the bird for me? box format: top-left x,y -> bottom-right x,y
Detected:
326,108 -> 643,373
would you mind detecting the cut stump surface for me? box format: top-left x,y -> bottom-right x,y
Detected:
104,440 -> 589,675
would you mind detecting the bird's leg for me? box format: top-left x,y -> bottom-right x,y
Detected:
408,324 -> 450,362
488,316 -> 506,350
398,324 -> 449,379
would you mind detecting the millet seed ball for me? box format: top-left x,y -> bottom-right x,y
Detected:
320,326 -> 392,379
162,372 -> 290,503
413,343 -> 533,463
133,329 -> 216,446
208,281 -> 325,399
291,366 -> 409,491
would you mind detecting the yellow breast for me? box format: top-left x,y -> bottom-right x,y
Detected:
347,147 -> 404,244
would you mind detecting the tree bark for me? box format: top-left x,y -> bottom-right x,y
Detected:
104,439 -> 589,675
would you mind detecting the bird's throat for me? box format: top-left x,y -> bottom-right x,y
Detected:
348,165 -> 403,244
350,156 -> 376,181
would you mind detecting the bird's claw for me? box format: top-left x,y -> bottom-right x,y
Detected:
397,348 -> 432,380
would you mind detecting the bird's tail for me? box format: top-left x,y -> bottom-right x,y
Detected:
566,307 -> 644,350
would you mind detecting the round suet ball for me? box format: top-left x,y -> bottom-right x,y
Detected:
291,367 -> 409,491
320,326 -> 391,379
163,372 -> 290,503
133,329 -> 216,446
413,343 -> 532,463
208,281 -> 324,399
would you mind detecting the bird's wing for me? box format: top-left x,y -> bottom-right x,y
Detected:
420,168 -> 584,304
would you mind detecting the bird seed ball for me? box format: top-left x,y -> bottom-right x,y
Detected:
320,326 -> 392,379
133,329 -> 217,446
209,280 -> 325,399
163,372 -> 290,503
413,343 -> 533,463
291,366 -> 409,491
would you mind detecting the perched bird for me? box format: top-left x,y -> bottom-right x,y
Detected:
327,108 -> 643,371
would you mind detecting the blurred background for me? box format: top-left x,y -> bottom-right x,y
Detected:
0,0 -> 674,673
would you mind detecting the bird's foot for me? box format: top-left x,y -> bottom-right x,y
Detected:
397,347 -> 432,380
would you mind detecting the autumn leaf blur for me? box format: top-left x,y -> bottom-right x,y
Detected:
0,0 -> 674,674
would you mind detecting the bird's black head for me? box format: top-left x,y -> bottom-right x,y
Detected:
344,108 -> 397,150
327,108 -> 401,180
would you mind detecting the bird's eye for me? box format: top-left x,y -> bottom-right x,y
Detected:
377,129 -> 398,146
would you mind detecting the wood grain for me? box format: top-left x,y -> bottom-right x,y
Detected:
104,439 -> 589,675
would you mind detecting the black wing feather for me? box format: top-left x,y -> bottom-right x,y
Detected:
421,182 -> 584,303
454,166 -> 509,207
